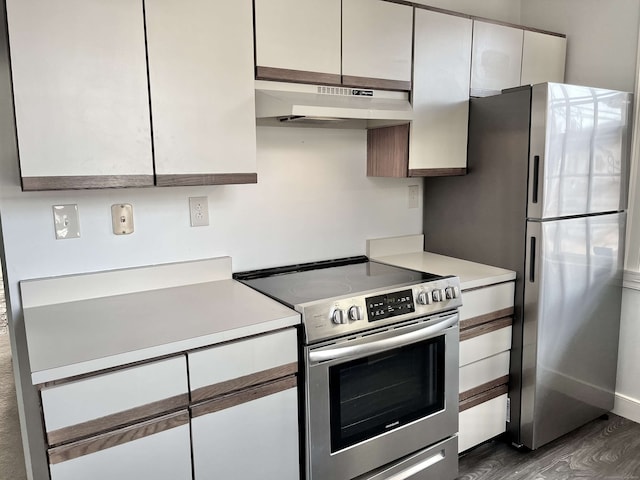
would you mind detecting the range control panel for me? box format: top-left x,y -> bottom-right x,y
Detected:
367,289 -> 415,321
301,276 -> 463,344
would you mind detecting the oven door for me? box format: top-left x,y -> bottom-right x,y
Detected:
305,312 -> 459,480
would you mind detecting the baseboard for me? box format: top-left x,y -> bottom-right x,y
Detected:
612,392 -> 640,423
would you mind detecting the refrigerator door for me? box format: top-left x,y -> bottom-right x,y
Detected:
527,83 -> 632,220
520,212 -> 625,449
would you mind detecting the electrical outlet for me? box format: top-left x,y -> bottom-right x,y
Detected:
189,196 -> 209,227
408,185 -> 420,209
52,204 -> 80,239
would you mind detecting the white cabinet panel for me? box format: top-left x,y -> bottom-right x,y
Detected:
254,0 -> 341,76
411,9 -> 472,173
6,0 -> 153,183
49,412 -> 192,480
342,0 -> 413,84
459,351 -> 510,393
459,394 -> 508,453
471,21 -> 524,97
460,326 -> 512,367
192,387 -> 299,480
188,328 -> 297,392
521,31 -> 566,86
41,356 -> 188,442
146,0 -> 257,179
459,282 -> 515,321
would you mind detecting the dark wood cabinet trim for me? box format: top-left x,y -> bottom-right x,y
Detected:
342,75 -> 410,92
408,168 -> 467,177
459,375 -> 509,403
191,375 -> 297,418
22,175 -> 154,191
459,383 -> 509,412
367,124 -> 410,177
256,66 -> 342,86
460,307 -> 515,331
46,393 -> 189,447
155,173 -> 257,187
190,362 -> 298,403
460,316 -> 513,342
48,410 -> 190,465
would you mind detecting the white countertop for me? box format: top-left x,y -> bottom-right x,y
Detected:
372,251 -> 515,290
367,235 -> 515,290
22,259 -> 300,384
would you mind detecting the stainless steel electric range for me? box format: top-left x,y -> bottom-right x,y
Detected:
235,256 -> 462,480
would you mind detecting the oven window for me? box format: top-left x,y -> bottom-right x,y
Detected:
328,336 -> 445,452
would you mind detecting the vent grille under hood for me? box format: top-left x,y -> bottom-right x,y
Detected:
255,80 -> 413,128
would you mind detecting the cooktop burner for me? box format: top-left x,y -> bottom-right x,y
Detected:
234,256 -> 439,307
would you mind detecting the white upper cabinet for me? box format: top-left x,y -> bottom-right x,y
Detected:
6,0 -> 154,190
471,20 -> 524,97
410,9 -> 472,174
146,0 -> 257,186
254,0 -> 341,84
521,30 -> 567,86
342,0 -> 414,90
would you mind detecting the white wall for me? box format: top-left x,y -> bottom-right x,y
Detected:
0,124 -> 423,477
521,0 -> 640,92
614,285 -> 640,422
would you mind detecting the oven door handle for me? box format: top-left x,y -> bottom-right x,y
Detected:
309,314 -> 458,363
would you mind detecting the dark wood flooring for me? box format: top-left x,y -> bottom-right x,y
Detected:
457,414 -> 640,480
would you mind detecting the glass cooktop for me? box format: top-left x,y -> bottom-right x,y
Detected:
234,256 -> 439,308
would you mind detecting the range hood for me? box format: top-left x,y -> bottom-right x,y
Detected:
255,80 -> 413,128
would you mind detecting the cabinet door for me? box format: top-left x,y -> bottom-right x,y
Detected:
410,9 -> 472,175
6,0 -> 153,190
191,381 -> 300,480
48,411 -> 192,480
342,0 -> 413,90
254,0 -> 341,85
470,21 -> 524,97
146,0 -> 257,186
521,31 -> 566,86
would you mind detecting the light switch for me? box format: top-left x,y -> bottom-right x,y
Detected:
111,204 -> 134,235
53,204 -> 80,239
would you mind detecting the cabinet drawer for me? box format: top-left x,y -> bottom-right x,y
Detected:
460,325 -> 512,367
459,282 -> 514,323
188,328 -> 298,402
459,394 -> 508,453
459,351 -> 510,394
48,410 -> 192,480
41,356 -> 188,446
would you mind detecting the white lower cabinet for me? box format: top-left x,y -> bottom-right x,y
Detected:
457,281 -> 515,453
40,328 -> 301,480
191,385 -> 299,480
459,394 -> 509,453
48,411 -> 192,480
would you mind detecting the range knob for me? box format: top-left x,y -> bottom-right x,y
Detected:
348,306 -> 363,321
332,308 -> 347,325
432,290 -> 442,302
445,286 -> 457,300
417,291 -> 431,305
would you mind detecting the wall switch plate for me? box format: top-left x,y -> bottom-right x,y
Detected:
408,185 -> 420,209
52,204 -> 80,239
189,196 -> 209,227
111,204 -> 134,235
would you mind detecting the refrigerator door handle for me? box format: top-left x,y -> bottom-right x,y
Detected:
529,236 -> 537,283
532,155 -> 540,204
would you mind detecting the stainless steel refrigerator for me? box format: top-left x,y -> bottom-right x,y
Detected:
423,83 -> 631,450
